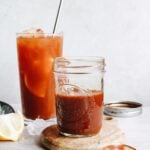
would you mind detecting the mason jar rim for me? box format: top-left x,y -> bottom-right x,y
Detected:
55,56 -> 104,62
54,56 -> 105,74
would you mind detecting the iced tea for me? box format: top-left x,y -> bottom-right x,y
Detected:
17,32 -> 63,120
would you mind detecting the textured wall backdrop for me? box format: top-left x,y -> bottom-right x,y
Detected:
0,0 -> 150,105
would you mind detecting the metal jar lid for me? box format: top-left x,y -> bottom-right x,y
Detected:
104,101 -> 142,117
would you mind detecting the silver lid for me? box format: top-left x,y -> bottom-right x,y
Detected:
104,101 -> 142,117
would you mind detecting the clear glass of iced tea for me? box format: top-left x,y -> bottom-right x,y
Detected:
16,29 -> 63,120
54,57 -> 105,137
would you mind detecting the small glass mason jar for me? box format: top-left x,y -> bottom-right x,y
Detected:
54,57 -> 105,137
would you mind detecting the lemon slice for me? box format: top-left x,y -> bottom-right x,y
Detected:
24,74 -> 47,97
0,113 -> 24,141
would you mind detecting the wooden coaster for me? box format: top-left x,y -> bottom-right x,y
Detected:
40,117 -> 125,150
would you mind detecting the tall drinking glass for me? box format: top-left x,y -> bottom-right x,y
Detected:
16,32 -> 63,120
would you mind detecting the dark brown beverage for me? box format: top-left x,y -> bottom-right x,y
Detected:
56,91 -> 103,135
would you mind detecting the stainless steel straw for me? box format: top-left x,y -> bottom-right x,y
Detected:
53,0 -> 63,34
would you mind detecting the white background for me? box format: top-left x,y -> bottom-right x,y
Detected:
0,0 -> 150,105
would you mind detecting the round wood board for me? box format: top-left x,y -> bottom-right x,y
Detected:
40,117 -> 125,150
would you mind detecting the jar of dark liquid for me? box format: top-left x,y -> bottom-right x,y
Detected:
54,57 -> 105,137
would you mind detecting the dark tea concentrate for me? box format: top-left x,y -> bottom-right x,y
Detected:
56,91 -> 103,135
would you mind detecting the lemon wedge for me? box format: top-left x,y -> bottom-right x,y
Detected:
0,113 -> 24,141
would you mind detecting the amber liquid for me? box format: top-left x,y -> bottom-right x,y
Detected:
17,35 -> 63,120
56,91 -> 103,135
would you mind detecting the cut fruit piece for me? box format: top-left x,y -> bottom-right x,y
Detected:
24,73 -> 48,97
24,58 -> 53,97
0,113 -> 24,141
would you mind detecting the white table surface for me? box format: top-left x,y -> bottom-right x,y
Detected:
118,106 -> 150,149
0,106 -> 149,150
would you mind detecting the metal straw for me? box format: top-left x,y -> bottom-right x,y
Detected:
53,0 -> 63,34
